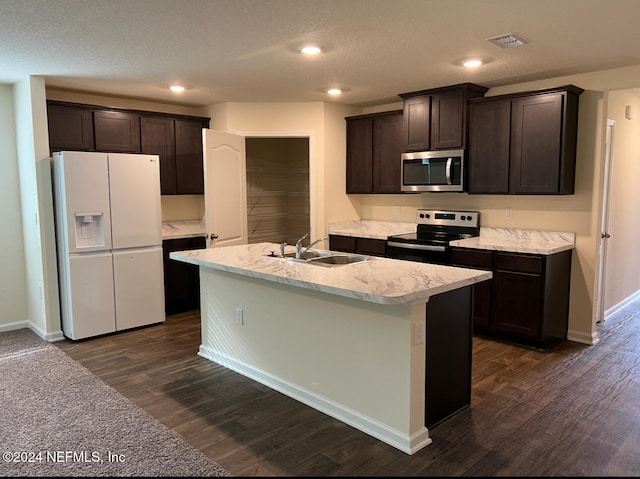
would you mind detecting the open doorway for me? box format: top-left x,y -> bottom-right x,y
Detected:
595,89 -> 640,321
245,137 -> 310,246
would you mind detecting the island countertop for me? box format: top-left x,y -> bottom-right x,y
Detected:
170,242 -> 492,305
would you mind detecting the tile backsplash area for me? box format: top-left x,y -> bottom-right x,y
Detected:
161,195 -> 205,222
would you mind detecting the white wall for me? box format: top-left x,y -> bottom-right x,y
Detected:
0,84 -> 28,330
13,77 -> 61,339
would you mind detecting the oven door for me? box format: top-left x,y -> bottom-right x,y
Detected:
386,241 -> 451,265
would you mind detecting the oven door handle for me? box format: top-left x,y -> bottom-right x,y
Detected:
387,241 -> 446,252
445,157 -> 452,185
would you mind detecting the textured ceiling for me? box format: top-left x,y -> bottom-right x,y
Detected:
2,0 -> 640,107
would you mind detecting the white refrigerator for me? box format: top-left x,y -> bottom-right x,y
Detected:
53,151 -> 165,340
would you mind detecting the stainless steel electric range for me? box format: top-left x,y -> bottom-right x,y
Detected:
386,209 -> 480,264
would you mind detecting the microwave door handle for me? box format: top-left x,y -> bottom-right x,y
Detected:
445,157 -> 452,185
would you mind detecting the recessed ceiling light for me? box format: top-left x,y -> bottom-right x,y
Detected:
327,88 -> 342,95
463,59 -> 483,68
169,84 -> 185,93
301,45 -> 322,55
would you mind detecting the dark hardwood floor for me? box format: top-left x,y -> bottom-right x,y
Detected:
55,303 -> 640,476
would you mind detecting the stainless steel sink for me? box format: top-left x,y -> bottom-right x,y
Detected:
281,250 -> 333,260
307,254 -> 369,266
266,249 -> 370,266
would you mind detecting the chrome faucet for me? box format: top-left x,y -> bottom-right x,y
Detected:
295,233 -> 309,259
303,236 -> 329,253
279,242 -> 287,258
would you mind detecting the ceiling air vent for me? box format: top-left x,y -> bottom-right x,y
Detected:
487,33 -> 529,48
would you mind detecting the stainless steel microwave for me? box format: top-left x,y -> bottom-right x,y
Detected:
401,149 -> 465,192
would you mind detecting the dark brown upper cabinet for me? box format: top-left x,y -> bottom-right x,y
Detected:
47,103 -> 94,152
399,83 -> 488,152
141,116 -> 177,195
468,85 -> 583,195
346,110 -> 404,194
93,110 -> 141,152
174,119 -> 207,194
140,117 -> 209,195
46,100 -> 210,195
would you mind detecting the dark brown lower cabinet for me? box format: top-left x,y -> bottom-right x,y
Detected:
329,234 -> 387,256
450,247 -> 572,350
425,285 -> 473,428
162,236 -> 207,315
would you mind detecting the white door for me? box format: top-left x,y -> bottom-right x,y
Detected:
54,151 -> 112,254
203,129 -> 248,248
595,119 -> 616,322
108,153 -> 162,249
65,252 -> 116,340
112,246 -> 165,331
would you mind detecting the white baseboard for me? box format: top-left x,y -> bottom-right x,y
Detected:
198,345 -> 431,455
0,320 -> 64,342
0,320 -> 30,333
567,329 -> 599,345
605,290 -> 640,320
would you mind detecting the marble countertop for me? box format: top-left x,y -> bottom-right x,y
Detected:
328,220 -> 415,239
450,227 -> 576,255
170,242 -> 492,305
328,220 -> 575,255
162,220 -> 206,240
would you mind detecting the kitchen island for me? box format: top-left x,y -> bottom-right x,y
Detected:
170,242 -> 492,454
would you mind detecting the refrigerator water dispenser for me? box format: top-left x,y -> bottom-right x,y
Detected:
74,212 -> 106,248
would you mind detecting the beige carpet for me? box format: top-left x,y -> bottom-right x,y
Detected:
0,328 -> 230,477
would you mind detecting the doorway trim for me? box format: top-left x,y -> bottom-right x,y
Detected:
594,119 -> 616,325
235,130 -> 316,241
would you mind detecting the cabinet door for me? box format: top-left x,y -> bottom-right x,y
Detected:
467,100 -> 511,194
510,93 -> 563,194
141,116 -> 177,195
372,112 -> 403,193
162,236 -> 206,315
346,117 -> 373,193
491,270 -> 542,338
449,248 -> 492,330
402,95 -> 430,151
430,90 -> 464,149
175,119 -> 205,194
47,104 -> 94,152
93,110 -> 141,152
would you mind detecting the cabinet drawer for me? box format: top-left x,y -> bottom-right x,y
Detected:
494,252 -> 543,274
329,235 -> 356,253
450,248 -> 492,269
355,238 -> 387,256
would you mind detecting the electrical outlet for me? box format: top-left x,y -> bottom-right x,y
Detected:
505,207 -> 513,220
235,307 -> 244,325
414,322 -> 425,345
394,205 -> 401,217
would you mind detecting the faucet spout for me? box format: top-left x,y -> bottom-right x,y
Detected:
303,236 -> 329,253
295,233 -> 309,259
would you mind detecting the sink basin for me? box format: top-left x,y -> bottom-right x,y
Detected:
265,249 -> 370,266
282,250 -> 332,260
307,254 -> 369,266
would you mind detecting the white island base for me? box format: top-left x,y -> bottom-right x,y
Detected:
171,243 -> 491,455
